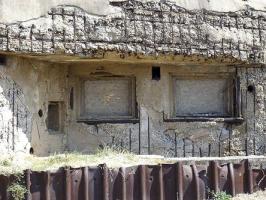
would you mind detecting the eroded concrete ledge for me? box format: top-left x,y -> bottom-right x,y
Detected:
0,0 -> 265,64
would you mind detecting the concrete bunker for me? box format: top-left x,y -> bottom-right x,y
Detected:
0,0 -> 265,156
0,53 -> 262,157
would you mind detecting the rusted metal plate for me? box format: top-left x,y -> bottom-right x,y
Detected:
0,175 -> 9,200
125,166 -> 141,200
29,171 -> 44,200
197,165 -> 208,200
110,168 -> 122,200
69,168 -> 83,200
162,164 -> 177,200
87,167 -> 103,200
233,161 -> 245,195
140,165 -> 161,200
218,163 -> 230,194
49,169 -> 65,200
208,161 -> 219,195
183,165 -> 195,200
0,160 -> 266,200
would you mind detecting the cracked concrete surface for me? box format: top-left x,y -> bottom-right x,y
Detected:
0,0 -> 265,156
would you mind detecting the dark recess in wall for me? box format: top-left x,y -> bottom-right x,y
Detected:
247,85 -> 254,93
0,55 -> 7,65
152,66 -> 160,80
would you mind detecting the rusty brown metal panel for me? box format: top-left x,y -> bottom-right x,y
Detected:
192,164 -> 200,200
109,168 -> 120,200
25,169 -> 32,200
82,167 -> 89,200
208,161 -> 219,193
124,166 -> 141,200
182,165 -> 195,200
140,165 -> 162,200
161,164 -> 176,200
29,171 -> 44,200
120,168 -> 126,200
0,175 -> 9,200
197,165 -> 208,200
45,171 -> 50,200
49,169 -> 65,200
69,168 -> 84,200
182,164 -> 206,200
101,164 -> 110,200
218,164 -> 230,193
233,161 -> 245,195
176,162 -> 184,200
65,167 -> 71,200
140,165 -> 146,200
87,167 -> 103,200
244,160 -> 253,194
110,167 -> 127,200
158,165 -> 164,200
109,167 -> 127,200
1,160 -> 266,200
228,163 -> 236,196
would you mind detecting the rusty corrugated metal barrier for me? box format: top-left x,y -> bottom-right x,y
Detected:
0,159 -> 266,200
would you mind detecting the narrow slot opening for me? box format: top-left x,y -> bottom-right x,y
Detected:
152,66 -> 160,80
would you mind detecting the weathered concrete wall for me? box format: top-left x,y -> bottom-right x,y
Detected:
0,0 -> 265,156
0,62 -> 32,153
0,58 -> 67,155
0,56 -> 265,157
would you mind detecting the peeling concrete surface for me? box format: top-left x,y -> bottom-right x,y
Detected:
0,0 -> 265,64
1,0 -> 266,23
0,0 -> 265,156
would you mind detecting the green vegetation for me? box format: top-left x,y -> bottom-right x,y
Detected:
212,192 -> 232,200
0,147 -> 166,174
7,174 -> 27,200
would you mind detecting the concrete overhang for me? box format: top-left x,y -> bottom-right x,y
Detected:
0,51 -> 263,69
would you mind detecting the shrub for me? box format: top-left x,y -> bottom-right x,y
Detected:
7,174 -> 27,200
213,191 -> 232,200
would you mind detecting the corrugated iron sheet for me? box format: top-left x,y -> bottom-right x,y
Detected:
0,159 -> 265,200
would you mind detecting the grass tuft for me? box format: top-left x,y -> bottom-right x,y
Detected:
0,147 -> 167,174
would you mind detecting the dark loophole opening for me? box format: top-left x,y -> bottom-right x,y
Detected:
70,87 -> 74,110
247,85 -> 254,93
38,109 -> 43,117
47,102 -> 60,132
0,55 -> 7,65
29,147 -> 34,154
152,66 -> 160,80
